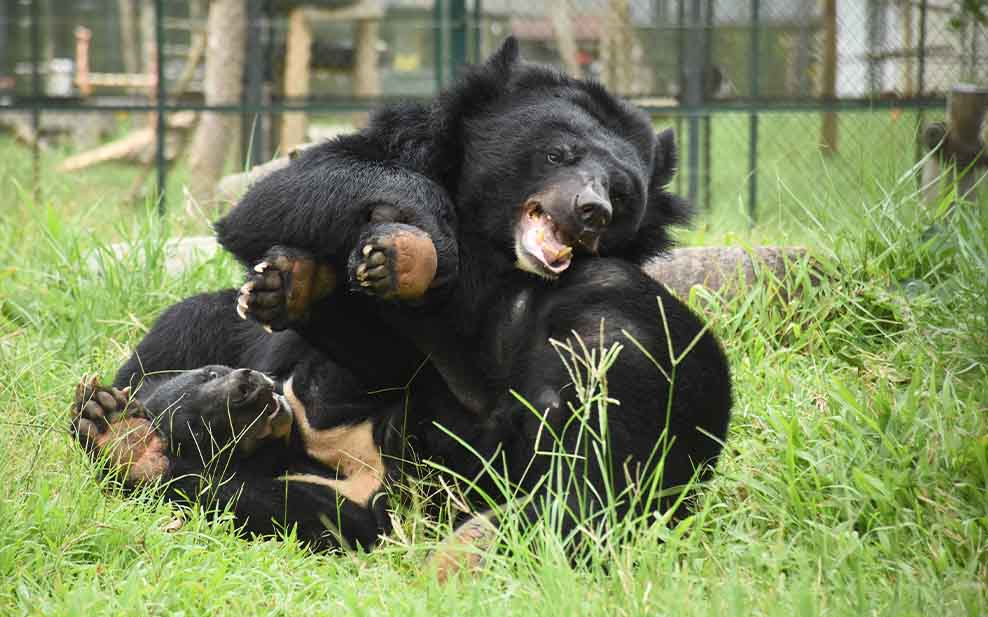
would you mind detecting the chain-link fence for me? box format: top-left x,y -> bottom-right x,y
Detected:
1,0 -> 984,222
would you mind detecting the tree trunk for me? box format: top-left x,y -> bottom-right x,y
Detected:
187,0 -> 247,209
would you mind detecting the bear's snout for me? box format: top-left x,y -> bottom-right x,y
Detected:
575,181 -> 612,232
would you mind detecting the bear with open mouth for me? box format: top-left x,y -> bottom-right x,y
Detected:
219,37 -> 731,572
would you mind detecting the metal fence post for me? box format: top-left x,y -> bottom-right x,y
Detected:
154,0 -> 166,214
796,0 -> 812,96
866,0 -> 877,94
433,0 -> 447,90
915,0 -> 928,168
473,0 -> 483,62
684,0 -> 704,210
675,0 -> 685,197
702,0 -> 713,212
30,0 -> 40,203
748,0 -> 760,224
450,0 -> 467,76
917,0 -> 927,94
970,19 -> 979,82
243,0 -> 266,167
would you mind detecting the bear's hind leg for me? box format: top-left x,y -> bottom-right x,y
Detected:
71,376 -> 169,486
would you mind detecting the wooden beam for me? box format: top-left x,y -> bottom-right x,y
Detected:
57,112 -> 195,172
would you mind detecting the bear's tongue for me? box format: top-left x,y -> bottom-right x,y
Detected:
522,219 -> 573,274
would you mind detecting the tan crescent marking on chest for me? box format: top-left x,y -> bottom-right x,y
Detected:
282,377 -> 385,506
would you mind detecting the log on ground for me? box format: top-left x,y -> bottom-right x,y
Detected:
644,246 -> 816,299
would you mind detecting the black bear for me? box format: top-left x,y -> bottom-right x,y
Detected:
72,292 -> 404,551
212,37 -> 731,571
214,37 -> 688,398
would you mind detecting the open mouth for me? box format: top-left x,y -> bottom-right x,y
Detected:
235,384 -> 257,404
234,371 -> 279,405
266,394 -> 294,439
251,393 -> 293,441
516,201 -> 575,277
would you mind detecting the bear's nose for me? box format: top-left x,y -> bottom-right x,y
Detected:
575,183 -> 612,231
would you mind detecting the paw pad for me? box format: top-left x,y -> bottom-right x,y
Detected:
351,225 -> 437,301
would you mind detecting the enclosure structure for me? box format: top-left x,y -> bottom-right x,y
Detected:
0,0 -> 985,223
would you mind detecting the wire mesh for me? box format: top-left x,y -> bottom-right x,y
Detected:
0,0 -> 983,222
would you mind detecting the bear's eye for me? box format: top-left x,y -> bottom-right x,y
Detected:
546,150 -> 563,165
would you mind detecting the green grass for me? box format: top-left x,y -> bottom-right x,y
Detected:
1,116 -> 987,615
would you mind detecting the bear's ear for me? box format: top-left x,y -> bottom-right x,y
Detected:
647,126 -> 691,228
601,127 -> 688,261
486,36 -> 521,74
651,127 -> 678,189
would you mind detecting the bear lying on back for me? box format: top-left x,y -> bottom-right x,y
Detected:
71,296 -> 398,551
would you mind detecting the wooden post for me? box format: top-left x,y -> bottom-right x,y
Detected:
352,16 -> 380,128
820,0 -> 838,155
118,0 -> 140,85
353,19 -> 380,98
920,84 -> 988,205
900,0 -> 914,96
139,0 -> 154,76
602,0 -> 633,94
550,0 -> 581,77
74,26 -> 92,96
280,7 -> 312,154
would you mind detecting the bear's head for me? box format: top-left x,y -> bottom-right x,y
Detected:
439,37 -> 689,279
143,366 -> 293,456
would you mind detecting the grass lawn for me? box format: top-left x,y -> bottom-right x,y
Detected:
0,113 -> 986,616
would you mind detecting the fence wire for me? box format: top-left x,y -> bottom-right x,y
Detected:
0,0 -> 983,222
